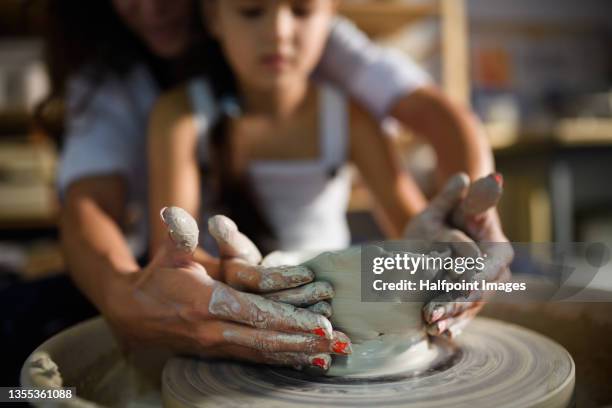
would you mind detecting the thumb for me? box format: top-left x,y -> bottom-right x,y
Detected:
152,206 -> 199,268
208,215 -> 262,265
452,173 -> 503,229
460,173 -> 503,216
428,173 -> 470,218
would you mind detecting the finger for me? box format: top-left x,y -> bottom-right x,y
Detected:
428,173 -> 470,218
441,303 -> 484,339
476,241 -> 514,282
262,352 -> 332,371
452,173 -> 503,228
426,304 -> 480,336
156,207 -> 199,266
160,207 -> 200,252
423,290 -> 483,323
208,283 -> 334,338
208,215 -> 262,265
201,344 -> 332,371
216,322 -> 352,355
498,266 -> 512,283
435,228 -> 481,259
464,210 -> 499,242
263,282 -> 334,306
308,301 -> 332,318
462,173 -> 503,216
440,314 -> 476,339
223,261 -> 314,292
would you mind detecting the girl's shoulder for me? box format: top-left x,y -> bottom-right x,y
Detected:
149,82 -> 199,147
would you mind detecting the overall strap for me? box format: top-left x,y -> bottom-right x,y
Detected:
187,78 -> 219,164
319,85 -> 349,176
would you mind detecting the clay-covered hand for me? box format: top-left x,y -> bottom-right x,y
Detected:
105,207 -> 351,371
418,174 -> 514,338
208,215 -> 333,316
403,173 -> 480,257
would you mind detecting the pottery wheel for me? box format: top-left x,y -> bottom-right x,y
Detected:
162,318 -> 575,408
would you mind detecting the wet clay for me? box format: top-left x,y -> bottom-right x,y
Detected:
286,246 -> 446,377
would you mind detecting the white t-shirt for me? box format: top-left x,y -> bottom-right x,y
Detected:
58,17 -> 430,256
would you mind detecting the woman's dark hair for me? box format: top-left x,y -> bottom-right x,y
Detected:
44,0 -> 149,93
42,0 -> 204,95
31,0 -> 207,144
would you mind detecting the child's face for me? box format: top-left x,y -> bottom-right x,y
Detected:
206,0 -> 336,91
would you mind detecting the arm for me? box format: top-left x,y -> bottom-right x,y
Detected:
59,73 -> 340,367
57,71 -> 147,311
148,87 -> 221,276
319,18 -> 493,185
349,104 -> 511,339
62,193 -> 348,369
348,103 -> 426,238
60,176 -> 139,313
389,86 -> 494,185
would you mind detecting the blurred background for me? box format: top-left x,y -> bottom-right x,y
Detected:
0,0 -> 611,286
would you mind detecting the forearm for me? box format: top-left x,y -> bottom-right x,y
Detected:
390,86 -> 494,186
148,91 -> 223,279
60,197 -> 138,314
350,104 -> 428,237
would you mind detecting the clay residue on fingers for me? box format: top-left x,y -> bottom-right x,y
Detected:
427,305 -> 480,337
307,301 -> 332,317
208,284 -> 333,338
208,215 -> 262,264
261,352 -> 331,370
475,241 -> 514,282
223,330 -> 324,353
160,207 -> 199,253
256,265 -> 314,291
423,290 -> 482,323
459,173 -> 503,217
222,329 -> 351,355
263,281 -> 334,306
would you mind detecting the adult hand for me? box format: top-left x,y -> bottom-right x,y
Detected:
208,215 -> 334,317
104,207 -> 351,371
404,173 -> 513,339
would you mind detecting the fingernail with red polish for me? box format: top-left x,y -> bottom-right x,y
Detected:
312,327 -> 326,337
332,340 -> 352,354
312,319 -> 333,339
493,173 -> 503,186
310,356 -> 330,370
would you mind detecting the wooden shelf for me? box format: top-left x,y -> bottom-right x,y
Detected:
339,0 -> 470,105
487,118 -> 612,152
0,108 -> 31,135
0,0 -> 46,37
555,118 -> 612,145
0,214 -> 58,230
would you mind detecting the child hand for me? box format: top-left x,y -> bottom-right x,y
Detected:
208,215 -> 334,313
404,173 -> 514,338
